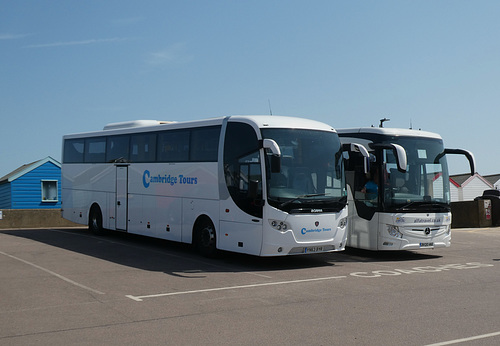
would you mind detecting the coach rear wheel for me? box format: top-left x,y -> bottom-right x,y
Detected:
89,205 -> 105,235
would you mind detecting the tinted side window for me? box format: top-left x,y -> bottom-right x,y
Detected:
157,130 -> 189,162
130,133 -> 156,162
190,126 -> 220,162
84,138 -> 106,163
63,139 -> 84,163
345,150 -> 377,220
106,135 -> 130,162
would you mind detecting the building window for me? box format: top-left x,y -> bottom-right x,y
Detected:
41,180 -> 58,202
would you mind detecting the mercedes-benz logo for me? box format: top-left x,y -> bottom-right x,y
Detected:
425,228 -> 431,235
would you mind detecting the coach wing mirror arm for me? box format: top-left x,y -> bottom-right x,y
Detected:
435,149 -> 476,176
370,143 -> 407,173
261,139 -> 282,173
342,143 -> 370,173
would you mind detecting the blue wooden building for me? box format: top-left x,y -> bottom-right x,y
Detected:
0,157 -> 62,209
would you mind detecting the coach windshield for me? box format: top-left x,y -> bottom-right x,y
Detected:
263,129 -> 346,214
380,136 -> 451,212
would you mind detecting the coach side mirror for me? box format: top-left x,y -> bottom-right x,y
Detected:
370,143 -> 407,173
342,143 -> 370,173
262,139 -> 282,173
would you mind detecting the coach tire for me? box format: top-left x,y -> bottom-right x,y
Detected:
196,218 -> 217,257
89,204 -> 105,235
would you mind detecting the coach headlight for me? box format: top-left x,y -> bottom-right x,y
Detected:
339,217 -> 347,229
270,220 -> 288,232
387,225 -> 403,238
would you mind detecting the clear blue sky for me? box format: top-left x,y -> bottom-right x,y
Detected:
1,0 -> 499,178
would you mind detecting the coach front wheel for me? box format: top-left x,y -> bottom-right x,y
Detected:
195,218 -> 217,257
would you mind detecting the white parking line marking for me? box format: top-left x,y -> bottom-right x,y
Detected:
0,250 -> 105,295
126,261 -> 495,302
126,275 -> 347,301
425,331 -> 500,346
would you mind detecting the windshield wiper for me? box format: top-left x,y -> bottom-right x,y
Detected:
279,193 -> 327,208
396,201 -> 449,211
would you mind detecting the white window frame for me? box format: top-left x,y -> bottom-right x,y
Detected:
41,180 -> 58,202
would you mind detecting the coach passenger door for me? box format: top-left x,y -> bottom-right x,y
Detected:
115,165 -> 128,231
220,121 -> 264,255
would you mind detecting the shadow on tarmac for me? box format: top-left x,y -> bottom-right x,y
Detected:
1,228 -> 441,277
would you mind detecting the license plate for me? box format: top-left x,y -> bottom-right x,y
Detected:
420,242 -> 434,248
305,246 -> 323,253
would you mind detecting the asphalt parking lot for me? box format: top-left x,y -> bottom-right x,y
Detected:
1,227 -> 500,345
